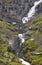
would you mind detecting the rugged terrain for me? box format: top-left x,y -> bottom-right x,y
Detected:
0,0 -> 42,23
0,0 -> 42,65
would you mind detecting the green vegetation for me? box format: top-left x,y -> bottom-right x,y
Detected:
0,19 -> 18,38
0,38 -> 24,65
22,14 -> 42,65
5,0 -> 13,3
0,13 -> 42,65
24,14 -> 42,32
0,19 -> 24,65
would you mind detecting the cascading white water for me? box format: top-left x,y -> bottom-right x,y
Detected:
19,58 -> 30,65
18,0 -> 42,65
18,0 -> 42,46
22,0 -> 42,24
9,0 -> 42,65
18,34 -> 25,44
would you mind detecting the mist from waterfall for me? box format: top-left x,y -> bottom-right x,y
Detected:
22,0 -> 42,24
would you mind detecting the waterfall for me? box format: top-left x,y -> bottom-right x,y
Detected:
22,0 -> 42,24
8,0 -> 42,65
18,0 -> 42,51
18,34 -> 25,44
19,58 -> 30,65
18,0 -> 42,65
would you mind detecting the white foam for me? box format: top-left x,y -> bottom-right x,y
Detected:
18,34 -> 25,43
12,22 -> 16,24
22,0 -> 42,24
19,58 -> 30,65
9,40 -> 12,45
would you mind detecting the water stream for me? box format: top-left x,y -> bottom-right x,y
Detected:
19,58 -> 30,65
18,0 -> 42,65
9,0 -> 42,65
22,0 -> 42,24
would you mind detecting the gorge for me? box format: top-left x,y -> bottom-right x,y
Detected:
8,0 -> 42,65
0,0 -> 42,65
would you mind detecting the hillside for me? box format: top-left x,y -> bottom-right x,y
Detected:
0,13 -> 42,65
21,14 -> 42,65
0,0 -> 42,65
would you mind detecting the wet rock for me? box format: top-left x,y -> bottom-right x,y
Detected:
25,31 -> 32,39
39,25 -> 42,32
8,37 -> 22,56
0,0 -> 42,23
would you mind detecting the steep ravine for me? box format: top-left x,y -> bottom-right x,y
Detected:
9,0 -> 42,65
0,0 -> 42,65
18,0 -> 42,65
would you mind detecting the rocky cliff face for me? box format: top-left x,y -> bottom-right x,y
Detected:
0,0 -> 42,23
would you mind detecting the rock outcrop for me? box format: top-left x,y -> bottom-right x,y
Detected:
0,0 -> 42,23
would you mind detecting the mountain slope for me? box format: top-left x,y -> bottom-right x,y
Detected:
0,0 -> 42,65
21,14 -> 42,65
